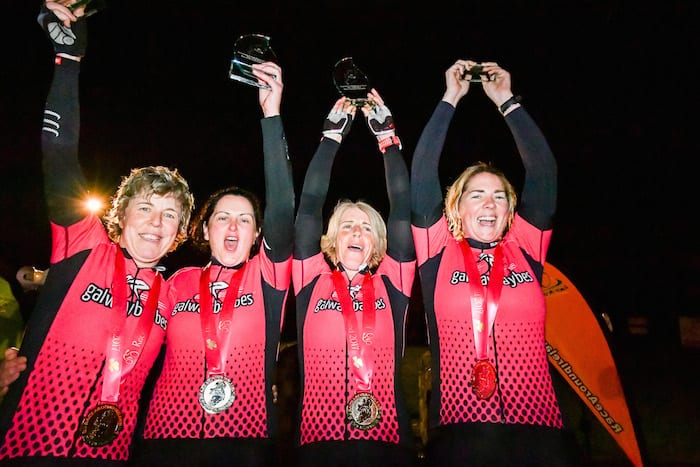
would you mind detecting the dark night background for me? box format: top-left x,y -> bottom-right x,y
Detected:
3,0 -> 697,338
1,1 -> 698,463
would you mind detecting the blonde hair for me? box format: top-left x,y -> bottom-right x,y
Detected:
320,199 -> 387,269
104,166 -> 194,252
444,162 -> 516,242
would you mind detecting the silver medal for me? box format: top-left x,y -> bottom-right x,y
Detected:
199,375 -> 235,414
346,392 -> 381,430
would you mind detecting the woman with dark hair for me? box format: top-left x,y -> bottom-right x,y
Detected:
132,61 -> 294,467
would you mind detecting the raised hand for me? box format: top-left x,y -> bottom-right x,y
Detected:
363,88 -> 395,137
37,1 -> 87,58
254,62 -> 283,118
322,97 -> 356,143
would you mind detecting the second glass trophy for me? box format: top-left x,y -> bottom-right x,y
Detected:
332,57 -> 371,106
228,34 -> 278,89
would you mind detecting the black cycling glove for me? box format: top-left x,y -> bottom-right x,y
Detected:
322,106 -> 354,140
37,3 -> 88,57
366,104 -> 395,136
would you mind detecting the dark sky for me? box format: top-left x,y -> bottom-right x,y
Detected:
1,1 -> 697,337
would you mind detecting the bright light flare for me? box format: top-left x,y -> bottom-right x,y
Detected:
84,196 -> 105,214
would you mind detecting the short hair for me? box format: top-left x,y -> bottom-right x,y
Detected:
104,166 -> 194,252
189,186 -> 263,258
444,162 -> 516,242
320,199 -> 387,269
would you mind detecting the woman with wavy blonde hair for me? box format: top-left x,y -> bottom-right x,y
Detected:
411,60 -> 578,466
0,4 -> 194,465
443,162 -> 517,242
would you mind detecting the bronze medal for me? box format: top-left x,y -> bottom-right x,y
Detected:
346,392 -> 381,430
79,403 -> 124,447
471,359 -> 497,400
199,375 -> 235,414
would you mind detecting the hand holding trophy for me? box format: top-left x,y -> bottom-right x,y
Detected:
66,0 -> 106,19
229,34 -> 279,89
321,98 -> 356,143
460,63 -> 496,82
362,88 -> 401,153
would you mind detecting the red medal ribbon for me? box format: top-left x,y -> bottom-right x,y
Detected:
458,241 -> 505,362
331,269 -> 376,392
102,247 -> 161,403
199,262 -> 248,377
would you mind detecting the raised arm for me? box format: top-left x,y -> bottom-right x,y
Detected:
480,62 -> 557,228
294,98 -> 356,260
410,60 -> 471,228
38,2 -> 89,226
362,89 -> 414,262
253,62 -> 295,262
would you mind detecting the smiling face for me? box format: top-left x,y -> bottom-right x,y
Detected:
118,193 -> 183,268
335,207 -> 375,274
203,194 -> 259,267
458,172 -> 510,243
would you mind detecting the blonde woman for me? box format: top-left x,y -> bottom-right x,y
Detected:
293,90 -> 417,467
411,60 -> 579,466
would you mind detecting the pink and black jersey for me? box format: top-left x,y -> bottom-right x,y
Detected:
142,248 -> 291,440
410,100 -> 572,465
293,252 -> 414,445
293,137 -> 417,465
0,53 -> 173,466
0,220 -> 170,463
412,213 -> 561,427
132,115 -> 294,467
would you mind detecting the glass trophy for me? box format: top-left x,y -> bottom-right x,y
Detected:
68,0 -> 106,19
461,64 -> 495,83
333,57 -> 371,106
228,34 -> 278,90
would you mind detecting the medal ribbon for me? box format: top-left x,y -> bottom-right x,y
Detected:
331,269 -> 376,392
199,262 -> 248,377
458,241 -> 505,361
102,247 -> 161,403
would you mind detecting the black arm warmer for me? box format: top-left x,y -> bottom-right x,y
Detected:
504,107 -> 557,230
261,116 -> 295,262
294,138 -> 340,260
384,146 -> 415,262
410,101 -> 456,228
41,58 -> 87,226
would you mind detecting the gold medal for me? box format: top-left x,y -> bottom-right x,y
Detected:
471,359 -> 497,400
79,403 -> 123,447
346,392 -> 381,430
199,375 -> 235,414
